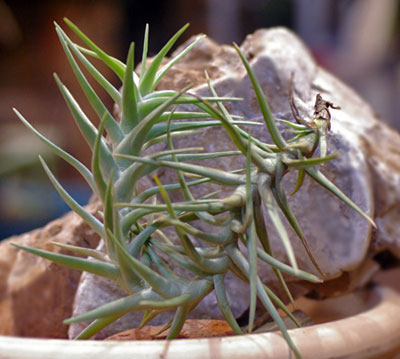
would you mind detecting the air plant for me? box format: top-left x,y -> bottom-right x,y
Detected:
11,20 -> 375,359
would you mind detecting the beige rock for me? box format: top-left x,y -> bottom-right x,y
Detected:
0,201 -> 100,338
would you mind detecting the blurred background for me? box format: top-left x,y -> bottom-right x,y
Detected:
1,0 -> 399,239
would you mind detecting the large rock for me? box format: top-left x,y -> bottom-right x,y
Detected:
70,27 -> 400,337
0,201 -> 100,338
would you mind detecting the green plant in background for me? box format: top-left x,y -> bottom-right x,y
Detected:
12,20 -> 375,359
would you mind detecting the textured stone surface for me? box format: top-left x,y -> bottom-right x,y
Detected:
0,201 -> 100,338
69,27 -> 400,338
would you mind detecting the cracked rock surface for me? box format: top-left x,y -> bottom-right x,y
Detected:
0,201 -> 100,337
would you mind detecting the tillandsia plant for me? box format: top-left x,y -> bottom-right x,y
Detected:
11,20 -> 375,359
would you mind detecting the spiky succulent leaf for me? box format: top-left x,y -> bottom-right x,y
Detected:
226,244 -> 300,358
55,25 -> 123,143
75,315 -> 123,340
91,116 -> 108,201
283,153 -> 338,169
56,24 -> 122,106
147,119 -> 258,141
115,88 -> 190,159
213,274 -> 242,334
306,167 -> 376,228
140,24 -> 149,81
54,74 -> 118,176
233,43 -> 287,150
257,173 -> 299,274
12,243 -> 120,283
139,23 -> 189,95
153,34 -> 206,90
290,169 -> 305,196
50,241 -> 108,262
13,109 -> 96,192
64,290 -> 165,324
117,154 -> 245,186
120,42 -> 140,133
39,156 -> 105,237
64,18 -> 126,80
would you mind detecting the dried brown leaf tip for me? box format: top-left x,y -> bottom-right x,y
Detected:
312,94 -> 341,131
